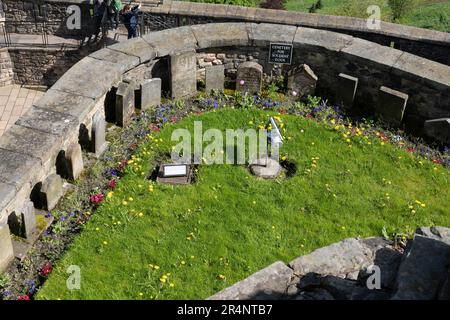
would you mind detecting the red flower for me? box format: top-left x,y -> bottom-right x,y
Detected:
40,263 -> 53,277
407,148 -> 416,153
279,107 -> 286,115
433,159 -> 441,164
149,124 -> 160,132
108,179 -> 117,189
170,116 -> 177,123
306,113 -> 313,119
18,295 -> 30,300
90,193 -> 104,204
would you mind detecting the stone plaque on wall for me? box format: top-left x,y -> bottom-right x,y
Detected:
236,61 -> 263,94
116,81 -> 135,127
376,86 -> 408,127
170,50 -> 197,99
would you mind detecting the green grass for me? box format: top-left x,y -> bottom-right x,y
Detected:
284,0 -> 450,32
37,107 -> 450,300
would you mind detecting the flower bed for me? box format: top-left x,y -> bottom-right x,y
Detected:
1,92 -> 449,300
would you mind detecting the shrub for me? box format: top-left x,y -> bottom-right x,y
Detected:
260,0 -> 285,10
388,0 -> 419,21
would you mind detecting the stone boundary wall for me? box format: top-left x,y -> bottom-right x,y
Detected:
0,48 -> 14,86
3,0 -> 450,65
0,22 -> 449,271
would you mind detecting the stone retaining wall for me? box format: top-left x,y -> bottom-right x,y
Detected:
0,22 -> 449,272
3,0 -> 450,65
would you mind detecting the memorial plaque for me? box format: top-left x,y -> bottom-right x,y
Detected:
269,43 -> 293,65
236,61 -> 263,94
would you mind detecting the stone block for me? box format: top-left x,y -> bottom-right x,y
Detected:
66,143 -> 84,181
92,111 -> 109,157
16,106 -> 78,136
0,224 -> 14,272
205,65 -> 224,93
108,37 -> 157,64
250,158 -> 281,179
143,26 -> 197,57
89,48 -> 140,73
289,238 -> 374,277
140,78 -> 161,110
115,82 -> 135,127
416,226 -> 450,245
170,51 -> 197,99
287,64 -> 318,98
40,174 -> 63,211
392,235 -> 450,300
249,23 -> 297,47
0,148 -> 41,189
236,61 -> 263,94
51,57 -> 122,100
376,86 -> 408,127
33,89 -> 95,123
0,125 -> 60,164
423,118 -> 450,145
190,23 -> 252,49
336,73 -> 358,109
0,183 -> 15,221
208,261 -> 293,300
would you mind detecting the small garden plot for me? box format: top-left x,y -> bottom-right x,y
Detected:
35,99 -> 449,300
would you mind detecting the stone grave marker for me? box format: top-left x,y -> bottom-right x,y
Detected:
116,81 -> 135,127
20,201 -> 36,239
205,65 -> 225,93
141,78 -> 161,111
92,111 -> 109,157
40,174 -> 64,211
66,143 -> 84,180
424,118 -> 450,145
236,61 -> 263,94
336,73 -> 358,109
170,50 -> 197,99
0,224 -> 14,272
376,86 -> 409,127
287,64 -> 318,98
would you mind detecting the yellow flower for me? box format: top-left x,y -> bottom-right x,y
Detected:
181,261 -> 186,265
217,274 -> 226,280
154,265 -> 160,270
281,156 -> 287,161
139,292 -> 143,296
122,201 -> 128,206
138,212 -> 144,217
103,241 -> 108,245
95,227 -> 100,231
169,283 -> 175,288
160,278 -> 167,283
128,197 -> 134,201
107,191 -> 114,199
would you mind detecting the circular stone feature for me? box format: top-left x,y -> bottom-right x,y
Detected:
250,158 -> 282,179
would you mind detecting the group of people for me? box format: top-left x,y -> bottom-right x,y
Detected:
93,0 -> 142,39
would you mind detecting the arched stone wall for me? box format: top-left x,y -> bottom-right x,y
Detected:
0,22 -> 449,271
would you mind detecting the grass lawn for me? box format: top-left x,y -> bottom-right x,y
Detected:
284,0 -> 450,32
36,105 -> 450,300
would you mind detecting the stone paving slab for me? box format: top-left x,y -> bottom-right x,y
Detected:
0,85 -> 45,137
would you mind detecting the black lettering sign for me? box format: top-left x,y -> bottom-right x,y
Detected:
269,43 -> 293,65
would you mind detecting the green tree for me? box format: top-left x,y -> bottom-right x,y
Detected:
388,0 -> 419,21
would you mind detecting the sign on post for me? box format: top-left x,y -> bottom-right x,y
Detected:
269,43 -> 293,65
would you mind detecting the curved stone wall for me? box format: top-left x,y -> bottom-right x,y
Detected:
4,0 -> 450,65
0,22 -> 449,271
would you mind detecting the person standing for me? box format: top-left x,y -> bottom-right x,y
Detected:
93,0 -> 107,36
106,0 -> 123,30
121,3 -> 141,39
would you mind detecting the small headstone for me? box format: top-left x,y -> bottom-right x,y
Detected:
40,174 -> 64,211
92,111 -> 109,157
205,65 -> 225,93
424,118 -> 450,145
156,164 -> 194,185
115,81 -> 135,127
140,78 -> 161,111
170,50 -> 197,99
66,143 -> 84,180
250,157 -> 281,179
20,201 -> 36,239
287,64 -> 318,98
336,73 -> 358,109
236,61 -> 263,94
376,86 -> 408,127
0,224 -> 14,272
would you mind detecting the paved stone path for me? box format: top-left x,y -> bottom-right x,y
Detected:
0,85 -> 44,137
